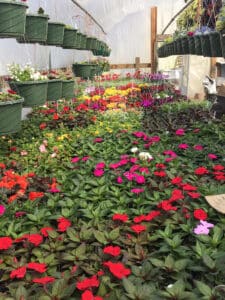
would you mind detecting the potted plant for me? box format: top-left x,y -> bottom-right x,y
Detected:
216,6 -> 225,58
0,0 -> 28,38
46,22 -> 65,46
7,63 -> 48,107
58,70 -> 75,99
17,7 -> 49,44
0,88 -> 24,134
72,62 -> 96,79
62,25 -> 79,49
43,70 -> 63,102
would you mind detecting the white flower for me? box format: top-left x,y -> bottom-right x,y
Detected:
167,284 -> 173,288
131,147 -> 138,153
139,152 -> 153,161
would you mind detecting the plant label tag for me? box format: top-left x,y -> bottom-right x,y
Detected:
205,194 -> 225,214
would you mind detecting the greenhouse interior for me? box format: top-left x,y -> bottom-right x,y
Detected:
0,0 -> 225,299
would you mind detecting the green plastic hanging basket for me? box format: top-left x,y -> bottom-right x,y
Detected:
200,34 -> 212,57
194,35 -> 203,55
0,98 -> 24,135
17,13 -> 49,44
46,22 -> 65,46
188,36 -> 196,55
62,28 -> 78,49
0,0 -> 28,38
181,37 -> 190,55
209,32 -> 223,57
61,80 -> 74,99
220,30 -> 225,58
47,80 -> 62,101
9,81 -> 48,107
72,64 -> 95,79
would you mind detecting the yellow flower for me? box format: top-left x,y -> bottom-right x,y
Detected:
95,130 -> 99,135
45,133 -> 53,138
91,95 -> 101,101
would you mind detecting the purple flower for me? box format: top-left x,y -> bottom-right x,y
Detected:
193,220 -> 214,235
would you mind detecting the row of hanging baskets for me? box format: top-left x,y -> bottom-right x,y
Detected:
158,31 -> 225,58
0,0 -> 111,57
72,63 -> 107,79
8,79 -> 75,107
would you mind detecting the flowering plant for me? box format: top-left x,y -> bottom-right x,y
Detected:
0,89 -> 21,102
7,63 -> 48,82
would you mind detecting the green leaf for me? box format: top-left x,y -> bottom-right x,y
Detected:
195,280 -> 212,297
44,253 -> 55,264
61,283 -> 76,298
52,279 -> 66,297
94,230 -> 107,244
174,259 -> 188,271
27,214 -> 38,221
15,285 -> 27,300
75,243 -> 86,257
165,255 -> 174,270
212,226 -> 223,246
202,254 -> 215,270
149,258 -> 164,268
108,227 -> 120,240
122,278 -> 136,295
66,228 -> 80,242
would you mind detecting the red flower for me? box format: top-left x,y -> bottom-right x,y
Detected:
103,261 -> 131,279
0,237 -> 13,250
188,192 -> 201,199
76,275 -> 99,290
133,215 -> 145,223
53,113 -> 60,120
40,227 -> 54,237
0,163 -> 6,169
193,209 -> 208,220
159,200 -> 177,211
32,276 -> 55,284
194,166 -> 209,175
213,165 -> 224,171
81,290 -> 103,300
27,234 -> 43,246
145,210 -> 161,221
182,184 -> 197,191
131,224 -> 146,234
155,163 -> 166,169
171,177 -> 183,185
170,189 -> 184,201
154,171 -> 166,177
27,262 -> 47,273
39,122 -> 47,130
10,266 -> 26,279
7,89 -> 17,94
29,191 -> 44,201
112,213 -> 128,222
57,217 -> 71,232
103,245 -> 121,257
71,265 -> 78,274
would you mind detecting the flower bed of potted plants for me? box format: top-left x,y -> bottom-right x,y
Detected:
0,0 -> 28,38
0,88 -> 24,134
0,77 -> 224,298
7,63 -> 48,107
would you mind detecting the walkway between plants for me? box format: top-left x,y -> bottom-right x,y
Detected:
0,77 -> 225,299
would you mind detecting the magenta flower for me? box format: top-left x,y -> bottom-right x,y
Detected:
175,128 -> 185,136
71,157 -> 80,163
194,145 -> 204,151
82,156 -> 90,161
94,137 -> 103,143
131,188 -> 144,194
48,188 -> 60,193
0,205 -> 6,216
94,169 -> 104,177
130,157 -> 138,164
135,175 -> 146,184
124,172 -> 135,181
208,153 -> 217,160
178,143 -> 189,149
117,177 -> 123,184
95,162 -> 105,169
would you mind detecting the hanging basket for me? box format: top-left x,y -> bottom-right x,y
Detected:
220,30 -> 225,58
188,36 -> 196,55
193,35 -> 203,55
181,37 -> 190,55
86,37 -> 97,50
72,64 -> 95,79
46,22 -> 65,46
0,0 -> 28,38
200,34 -> 212,57
61,80 -> 74,99
47,80 -> 62,101
175,38 -> 183,55
17,13 -> 49,44
0,98 -> 24,135
62,28 -> 78,49
209,32 -> 223,57
9,81 -> 48,107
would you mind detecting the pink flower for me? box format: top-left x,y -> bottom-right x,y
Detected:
131,224 -> 146,234
194,145 -> 204,151
95,162 -> 105,169
0,205 -> 6,216
82,156 -> 90,161
94,137 -> 103,143
208,153 -> 217,160
117,177 -> 123,184
135,175 -> 145,184
20,150 -> 28,156
71,157 -> 80,163
124,172 -> 135,181
175,128 -> 185,136
178,143 -> 189,149
131,188 -> 144,194
39,144 -> 47,153
94,169 -> 104,177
